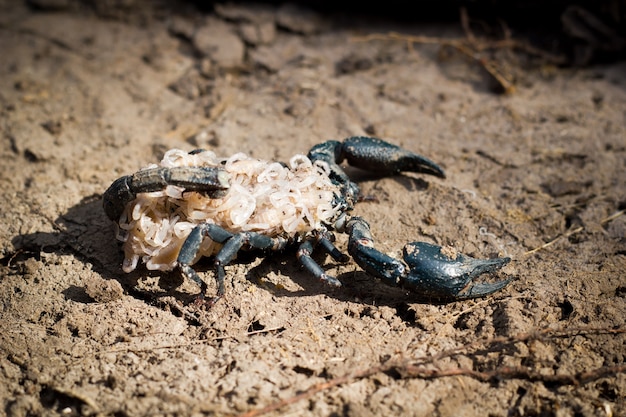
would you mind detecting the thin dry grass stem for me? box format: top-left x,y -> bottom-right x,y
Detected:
400,364 -> 626,385
524,226 -> 584,256
351,9 -> 566,95
601,209 -> 626,225
524,210 -> 625,256
460,7 -> 477,44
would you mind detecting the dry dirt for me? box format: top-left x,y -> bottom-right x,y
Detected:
1,2 -> 625,416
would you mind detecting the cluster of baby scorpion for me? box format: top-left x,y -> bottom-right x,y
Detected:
117,148 -> 343,274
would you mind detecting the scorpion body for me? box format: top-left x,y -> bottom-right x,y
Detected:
103,137 -> 511,304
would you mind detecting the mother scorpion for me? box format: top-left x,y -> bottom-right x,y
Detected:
103,136 -> 511,305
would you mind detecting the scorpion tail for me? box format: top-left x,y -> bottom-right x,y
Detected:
103,166 -> 230,222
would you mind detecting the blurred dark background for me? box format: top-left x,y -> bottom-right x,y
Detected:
23,0 -> 626,64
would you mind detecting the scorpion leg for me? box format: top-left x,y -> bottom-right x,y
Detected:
315,232 -> 350,263
297,237 -> 344,288
345,217 -> 406,286
345,217 -> 511,300
178,223 -> 286,304
103,166 -> 230,222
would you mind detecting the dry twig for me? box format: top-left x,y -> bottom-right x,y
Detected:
351,8 -> 566,94
236,326 -> 625,417
401,364 -> 626,386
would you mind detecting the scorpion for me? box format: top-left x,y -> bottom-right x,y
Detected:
103,136 -> 511,305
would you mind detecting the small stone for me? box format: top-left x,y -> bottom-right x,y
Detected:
193,18 -> 245,69
541,180 -> 591,197
215,3 -> 275,24
249,37 -> 303,72
168,15 -> 195,40
249,46 -> 281,72
199,58 -> 213,77
239,21 -> 276,45
41,120 -> 62,135
276,4 -> 322,35
84,275 -> 124,303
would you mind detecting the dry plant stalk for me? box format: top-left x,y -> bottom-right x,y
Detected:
237,326 -> 626,417
352,8 -> 566,94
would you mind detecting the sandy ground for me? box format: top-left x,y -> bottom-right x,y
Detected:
1,2 -> 625,416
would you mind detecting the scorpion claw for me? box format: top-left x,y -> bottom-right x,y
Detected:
401,242 -> 511,300
345,218 -> 511,300
341,136 -> 446,178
